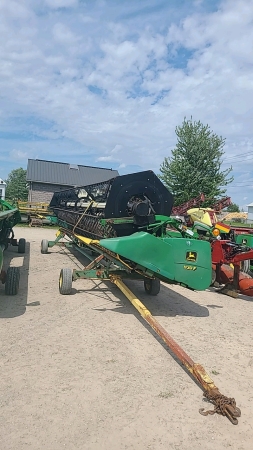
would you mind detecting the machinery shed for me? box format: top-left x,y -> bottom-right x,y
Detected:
26,159 -> 119,203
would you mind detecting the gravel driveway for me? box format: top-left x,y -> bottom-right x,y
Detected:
0,227 -> 252,450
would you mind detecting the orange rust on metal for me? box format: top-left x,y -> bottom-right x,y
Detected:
145,314 -> 194,369
110,276 -> 241,424
200,388 -> 241,425
111,275 -> 213,390
142,309 -> 217,391
84,254 -> 104,270
191,363 -> 216,391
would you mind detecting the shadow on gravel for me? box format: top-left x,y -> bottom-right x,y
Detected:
87,281 -> 211,392
57,245 -> 210,318
71,280 -> 209,317
0,241 -> 31,319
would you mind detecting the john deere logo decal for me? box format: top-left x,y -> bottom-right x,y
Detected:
186,251 -> 197,262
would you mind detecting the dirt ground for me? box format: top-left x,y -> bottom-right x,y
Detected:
0,227 -> 253,450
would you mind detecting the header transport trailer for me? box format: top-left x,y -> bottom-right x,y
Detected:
41,170 -> 241,424
0,199 -> 26,295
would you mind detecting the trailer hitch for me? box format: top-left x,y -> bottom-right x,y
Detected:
199,388 -> 241,425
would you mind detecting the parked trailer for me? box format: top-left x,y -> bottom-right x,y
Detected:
0,199 -> 26,295
41,171 -> 241,424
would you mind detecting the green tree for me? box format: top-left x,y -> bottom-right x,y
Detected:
226,203 -> 240,213
159,118 -> 233,206
5,168 -> 28,201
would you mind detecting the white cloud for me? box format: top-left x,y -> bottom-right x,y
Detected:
0,0 -> 34,20
0,0 -> 253,207
80,15 -> 95,24
97,156 -> 114,162
10,149 -> 29,160
52,23 -> 80,45
44,0 -> 78,8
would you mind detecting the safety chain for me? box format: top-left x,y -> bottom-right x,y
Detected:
199,388 -> 241,425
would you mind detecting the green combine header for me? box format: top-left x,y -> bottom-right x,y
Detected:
0,199 -> 26,295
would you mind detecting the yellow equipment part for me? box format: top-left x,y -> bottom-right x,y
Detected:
187,207 -> 217,227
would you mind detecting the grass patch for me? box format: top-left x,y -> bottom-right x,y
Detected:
223,221 -> 253,228
158,391 -> 174,399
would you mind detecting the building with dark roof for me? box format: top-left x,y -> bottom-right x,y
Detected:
26,159 -> 119,203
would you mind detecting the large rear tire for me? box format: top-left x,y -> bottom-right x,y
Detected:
59,268 -> 73,295
5,267 -> 20,295
144,278 -> 160,296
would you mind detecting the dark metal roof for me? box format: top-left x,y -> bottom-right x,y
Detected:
26,159 -> 119,186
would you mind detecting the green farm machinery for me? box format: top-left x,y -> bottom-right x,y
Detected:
0,199 -> 26,295
41,170 -> 241,424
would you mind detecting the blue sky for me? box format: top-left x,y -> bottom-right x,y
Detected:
0,0 -> 253,208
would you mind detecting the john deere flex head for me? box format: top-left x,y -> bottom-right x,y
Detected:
50,170 -> 211,291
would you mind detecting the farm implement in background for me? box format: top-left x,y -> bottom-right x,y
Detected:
184,208 -> 253,297
171,192 -> 253,297
171,194 -> 232,224
0,199 -> 26,295
17,201 -> 53,226
41,170 -> 240,425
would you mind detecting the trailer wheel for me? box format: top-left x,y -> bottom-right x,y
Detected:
18,238 -> 26,254
59,268 -> 73,295
41,239 -> 49,254
5,267 -> 20,295
144,278 -> 160,296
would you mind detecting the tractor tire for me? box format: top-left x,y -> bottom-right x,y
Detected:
18,238 -> 26,254
144,278 -> 160,296
59,268 -> 73,295
5,267 -> 20,295
41,239 -> 49,254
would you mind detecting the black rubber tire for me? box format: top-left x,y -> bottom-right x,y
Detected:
18,238 -> 26,254
5,267 -> 20,295
41,239 -> 49,254
210,268 -> 216,286
144,278 -> 160,296
59,268 -> 73,295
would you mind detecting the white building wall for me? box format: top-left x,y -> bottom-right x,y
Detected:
247,205 -> 253,222
0,179 -> 6,200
